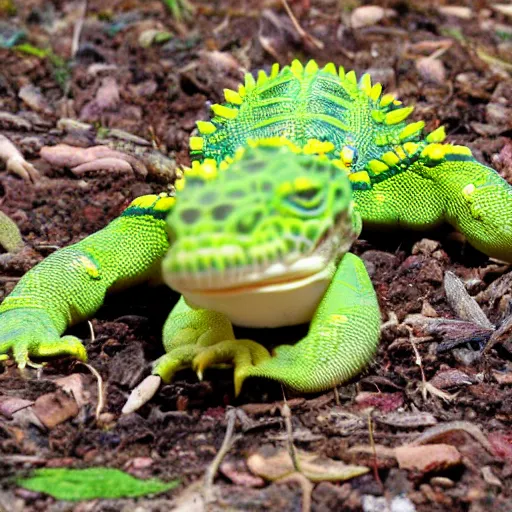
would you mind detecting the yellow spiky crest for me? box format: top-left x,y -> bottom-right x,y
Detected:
384,107 -> 414,125
421,143 -> 446,161
426,126 -> 446,143
340,146 -> 356,168
367,159 -> 389,174
244,72 -> 256,91
369,83 -> 382,102
257,69 -> 268,86
189,136 -> 204,151
381,151 -> 400,167
290,59 -> 304,78
211,104 -> 238,120
360,74 -> 372,95
224,88 -> 243,105
399,121 -> 425,141
380,94 -> 396,108
270,62 -> 280,78
323,62 -> 337,75
345,70 -> 357,86
305,60 -> 319,75
196,120 -> 216,135
403,142 -> 420,156
130,192 -> 176,211
348,170 -> 371,186
303,139 -> 335,155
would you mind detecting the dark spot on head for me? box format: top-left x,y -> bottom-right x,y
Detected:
180,208 -> 201,224
227,188 -> 245,199
334,188 -> 344,200
200,191 -> 218,205
300,158 -> 316,171
243,161 -> 264,173
212,203 -> 234,221
236,210 -> 263,233
261,181 -> 273,192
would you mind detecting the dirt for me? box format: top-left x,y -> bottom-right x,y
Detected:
0,1 -> 511,511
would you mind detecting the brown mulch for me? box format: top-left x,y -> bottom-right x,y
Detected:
0,1 -> 511,510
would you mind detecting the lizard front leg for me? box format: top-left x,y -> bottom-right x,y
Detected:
0,194 -> 174,368
150,296 -> 271,383
191,252 -> 381,394
355,152 -> 512,263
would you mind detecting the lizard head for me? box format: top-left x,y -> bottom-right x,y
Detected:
162,138 -> 358,307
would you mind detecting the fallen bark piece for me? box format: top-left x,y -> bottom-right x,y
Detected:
395,444 -> 462,472
71,157 -> 134,175
354,391 -> 404,413
54,374 -> 86,408
33,390 -> 79,429
429,368 -> 475,389
19,84 -> 54,116
375,411 -> 438,429
444,272 -> 494,329
0,396 -> 34,418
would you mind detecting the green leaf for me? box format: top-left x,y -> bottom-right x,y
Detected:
17,467 -> 179,501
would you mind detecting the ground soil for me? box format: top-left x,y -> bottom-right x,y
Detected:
0,1 -> 511,511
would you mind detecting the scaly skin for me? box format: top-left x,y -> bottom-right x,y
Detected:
0,198 -> 173,367
191,59 -> 512,262
155,141 -> 379,393
1,59 -> 511,397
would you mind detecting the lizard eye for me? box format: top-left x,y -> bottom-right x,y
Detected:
284,187 -> 325,216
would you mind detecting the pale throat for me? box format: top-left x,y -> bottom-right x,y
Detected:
181,260 -> 337,328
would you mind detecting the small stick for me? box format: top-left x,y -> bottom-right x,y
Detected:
280,0 -> 324,49
203,407 -> 241,502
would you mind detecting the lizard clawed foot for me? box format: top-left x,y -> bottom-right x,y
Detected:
0,309 -> 87,369
122,339 -> 273,413
122,346 -> 198,414
192,339 -> 272,396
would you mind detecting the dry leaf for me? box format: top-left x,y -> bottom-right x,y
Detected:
33,390 -> 79,429
395,444 -> 462,472
247,448 -> 369,482
492,4 -> 512,18
438,6 -> 472,19
350,6 -> 396,29
416,57 -> 446,84
444,272 -> 494,328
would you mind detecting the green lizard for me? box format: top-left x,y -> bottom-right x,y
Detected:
0,60 -> 510,399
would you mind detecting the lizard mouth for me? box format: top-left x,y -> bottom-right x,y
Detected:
163,208 -> 356,296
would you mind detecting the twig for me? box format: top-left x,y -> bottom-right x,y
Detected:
278,473 -> 313,512
333,387 -> 341,406
409,420 -> 494,454
76,321 -> 105,420
367,413 -> 383,488
280,0 -> 324,49
203,407 -> 241,503
71,0 -> 88,58
407,325 -> 458,402
408,331 -> 428,400
280,384 -> 301,473
79,361 -> 105,420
